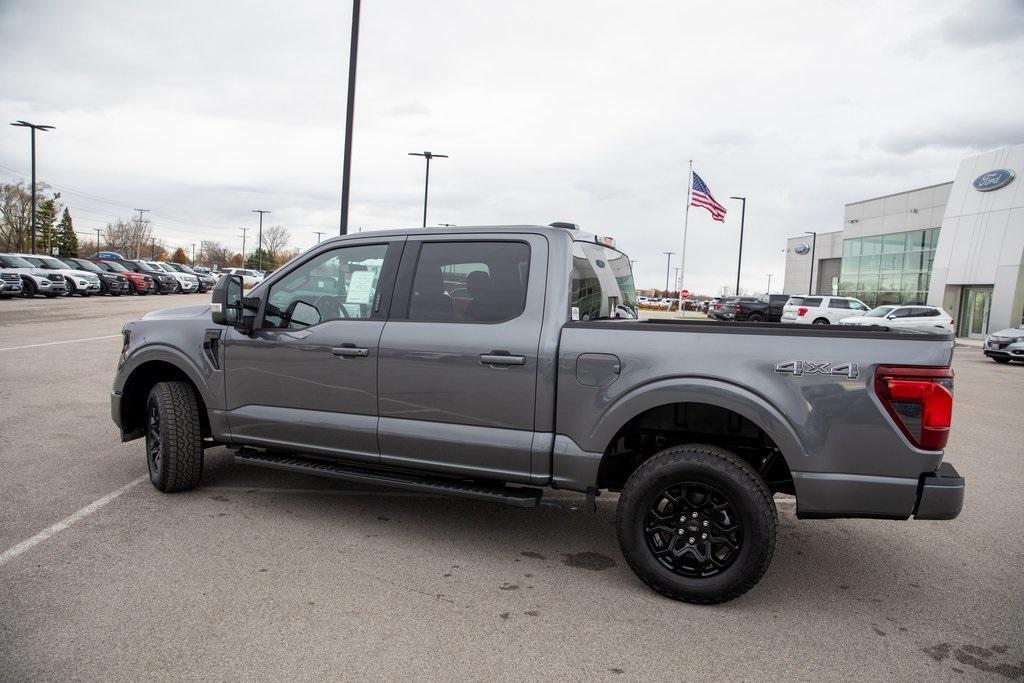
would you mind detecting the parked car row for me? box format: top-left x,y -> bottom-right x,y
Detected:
637,295 -> 677,310
0,252 -> 220,299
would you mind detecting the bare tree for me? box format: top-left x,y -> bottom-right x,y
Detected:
200,240 -> 232,266
262,225 -> 291,261
104,218 -> 153,258
0,181 -> 39,252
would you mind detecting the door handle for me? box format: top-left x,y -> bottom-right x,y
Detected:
331,345 -> 369,357
479,352 -> 526,366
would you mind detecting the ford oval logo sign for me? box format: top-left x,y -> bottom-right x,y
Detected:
793,243 -> 810,255
973,169 -> 1015,192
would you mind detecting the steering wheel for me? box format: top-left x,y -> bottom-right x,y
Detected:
313,294 -> 350,320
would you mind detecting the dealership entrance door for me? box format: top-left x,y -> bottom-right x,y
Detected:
958,286 -> 993,338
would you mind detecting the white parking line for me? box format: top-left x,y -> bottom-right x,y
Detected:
0,475 -> 146,569
0,334 -> 121,352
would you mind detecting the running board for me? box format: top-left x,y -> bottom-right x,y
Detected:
233,450 -> 542,508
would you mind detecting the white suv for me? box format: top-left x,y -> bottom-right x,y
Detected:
839,305 -> 954,333
781,295 -> 869,325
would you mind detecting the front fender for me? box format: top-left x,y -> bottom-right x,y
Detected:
116,343 -> 217,406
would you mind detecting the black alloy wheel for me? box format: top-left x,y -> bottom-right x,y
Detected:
146,396 -> 163,476
643,482 -> 742,578
21,278 -> 36,298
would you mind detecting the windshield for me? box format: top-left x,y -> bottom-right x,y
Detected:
570,241 -> 637,320
68,258 -> 102,272
176,264 -> 197,274
864,306 -> 895,318
30,256 -> 68,269
103,261 -> 129,272
0,255 -> 35,268
148,262 -> 171,272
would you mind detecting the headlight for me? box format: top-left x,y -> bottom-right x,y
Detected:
77,278 -> 89,285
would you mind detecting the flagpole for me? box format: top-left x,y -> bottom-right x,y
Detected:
680,159 -> 693,294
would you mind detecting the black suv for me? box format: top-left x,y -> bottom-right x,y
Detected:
58,257 -> 131,296
120,260 -> 178,294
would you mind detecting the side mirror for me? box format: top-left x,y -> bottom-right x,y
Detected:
211,274 -> 245,327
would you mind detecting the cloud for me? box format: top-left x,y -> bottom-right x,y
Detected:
938,0 -> 1024,47
385,102 -> 432,117
877,120 -> 1023,154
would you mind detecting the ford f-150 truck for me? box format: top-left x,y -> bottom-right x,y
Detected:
111,224 -> 964,603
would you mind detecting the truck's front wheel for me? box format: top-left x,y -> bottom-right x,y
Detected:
145,381 -> 204,492
615,444 -> 776,604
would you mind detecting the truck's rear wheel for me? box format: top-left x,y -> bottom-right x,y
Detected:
145,381 -> 203,492
747,313 -> 764,322
615,444 -> 776,604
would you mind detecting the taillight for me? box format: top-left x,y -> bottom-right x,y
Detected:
797,307 -> 808,317
874,366 -> 953,450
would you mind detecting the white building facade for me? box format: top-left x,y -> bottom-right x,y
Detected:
783,143 -> 1023,337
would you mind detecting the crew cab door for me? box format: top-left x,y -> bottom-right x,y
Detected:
377,234 -> 547,483
222,238 -> 404,463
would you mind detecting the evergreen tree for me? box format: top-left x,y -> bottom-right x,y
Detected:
56,208 -> 78,256
245,248 -> 275,271
36,195 -> 59,254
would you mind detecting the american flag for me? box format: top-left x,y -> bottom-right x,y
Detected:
691,172 -> 727,222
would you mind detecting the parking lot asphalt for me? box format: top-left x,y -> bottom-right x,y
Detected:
1,294 -> 1022,680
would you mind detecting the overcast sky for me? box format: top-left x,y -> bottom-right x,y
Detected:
1,0 -> 1021,293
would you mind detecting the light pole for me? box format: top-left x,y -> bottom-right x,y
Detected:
238,227 -> 248,265
10,121 -> 55,254
730,196 -> 746,295
672,267 -> 680,293
252,210 -> 270,270
805,231 -> 817,294
339,0 -> 361,235
662,251 -> 675,292
766,273 -> 773,295
408,151 -> 447,227
191,243 -> 196,266
134,209 -> 149,258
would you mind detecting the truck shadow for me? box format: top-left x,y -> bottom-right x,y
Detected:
194,448 -> 949,616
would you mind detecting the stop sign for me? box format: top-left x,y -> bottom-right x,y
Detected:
680,289 -> 690,299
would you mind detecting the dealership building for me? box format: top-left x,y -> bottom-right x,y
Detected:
783,143 -> 1024,338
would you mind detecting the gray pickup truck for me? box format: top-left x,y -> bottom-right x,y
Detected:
111,224 -> 964,603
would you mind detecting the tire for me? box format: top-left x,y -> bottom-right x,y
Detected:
22,278 -> 36,298
812,318 -> 830,325
65,281 -> 76,297
992,357 -> 1011,364
616,444 -> 777,604
747,313 -> 764,323
145,381 -> 204,492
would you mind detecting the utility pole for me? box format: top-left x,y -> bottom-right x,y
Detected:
313,231 -> 325,244
10,121 -> 55,254
252,210 -> 270,271
662,251 -> 675,292
191,243 -> 196,266
672,267 -> 680,292
339,0 -> 361,235
95,228 -> 102,253
134,209 -> 149,258
805,231 -> 818,294
408,151 -> 448,227
239,227 -> 248,264
730,196 -> 747,296
766,273 -> 773,295
150,237 -> 156,260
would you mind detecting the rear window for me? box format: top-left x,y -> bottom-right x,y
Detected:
787,296 -> 822,307
570,242 -> 637,320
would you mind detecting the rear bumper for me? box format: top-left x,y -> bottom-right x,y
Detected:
914,462 -> 965,520
793,462 -> 964,520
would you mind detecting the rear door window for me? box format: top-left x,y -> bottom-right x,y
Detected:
408,241 -> 530,323
830,298 -> 850,309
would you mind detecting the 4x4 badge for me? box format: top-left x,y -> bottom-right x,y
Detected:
775,360 -> 859,379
